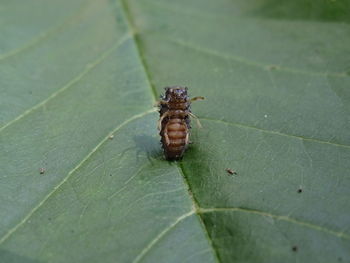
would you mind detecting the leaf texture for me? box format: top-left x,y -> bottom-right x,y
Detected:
0,0 -> 349,262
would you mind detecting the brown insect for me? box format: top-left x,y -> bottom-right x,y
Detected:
158,86 -> 204,160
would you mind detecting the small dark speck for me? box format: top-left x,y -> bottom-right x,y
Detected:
48,217 -> 52,221
71,230 -> 75,233
292,245 -> 298,252
39,168 -> 45,174
338,257 -> 342,262
110,174 -> 113,177
297,188 -> 303,193
267,65 -> 279,71
226,168 -> 237,175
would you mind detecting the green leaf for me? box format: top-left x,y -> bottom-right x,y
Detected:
0,0 -> 349,262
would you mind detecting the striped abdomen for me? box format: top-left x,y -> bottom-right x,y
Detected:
162,118 -> 189,160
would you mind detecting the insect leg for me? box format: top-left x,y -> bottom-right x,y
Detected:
153,100 -> 168,107
185,129 -> 189,145
190,96 -> 205,102
158,112 -> 169,130
164,131 -> 171,145
189,112 -> 202,128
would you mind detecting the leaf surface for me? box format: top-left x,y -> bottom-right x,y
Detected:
0,0 -> 349,262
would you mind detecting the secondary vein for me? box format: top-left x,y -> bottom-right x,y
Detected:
199,207 -> 350,240
200,117 -> 350,149
0,109 -> 155,245
0,34 -> 131,133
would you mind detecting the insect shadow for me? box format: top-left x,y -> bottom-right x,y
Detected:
132,134 -> 163,163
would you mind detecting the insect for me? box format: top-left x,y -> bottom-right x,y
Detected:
39,168 -> 45,174
158,86 -> 204,160
225,168 -> 237,175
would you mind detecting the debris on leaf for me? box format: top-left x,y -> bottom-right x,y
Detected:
225,168 -> 237,175
39,168 -> 45,174
266,65 -> 279,71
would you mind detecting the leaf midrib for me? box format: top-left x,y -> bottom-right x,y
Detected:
136,0 -> 349,78
2,2 -> 347,147
120,0 -> 221,261
0,0 -> 348,261
120,1 -> 350,260
0,1 -> 221,262
119,0 -> 158,102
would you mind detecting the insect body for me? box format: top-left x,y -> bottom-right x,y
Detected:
158,87 -> 203,160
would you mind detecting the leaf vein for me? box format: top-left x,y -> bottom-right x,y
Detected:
167,37 -> 347,78
119,0 -> 222,261
177,164 -> 222,263
119,0 -> 224,261
200,117 -> 350,149
0,108 -> 155,245
199,207 -> 350,240
132,211 -> 195,263
0,1 -> 91,61
0,34 -> 131,132
119,0 -> 158,102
